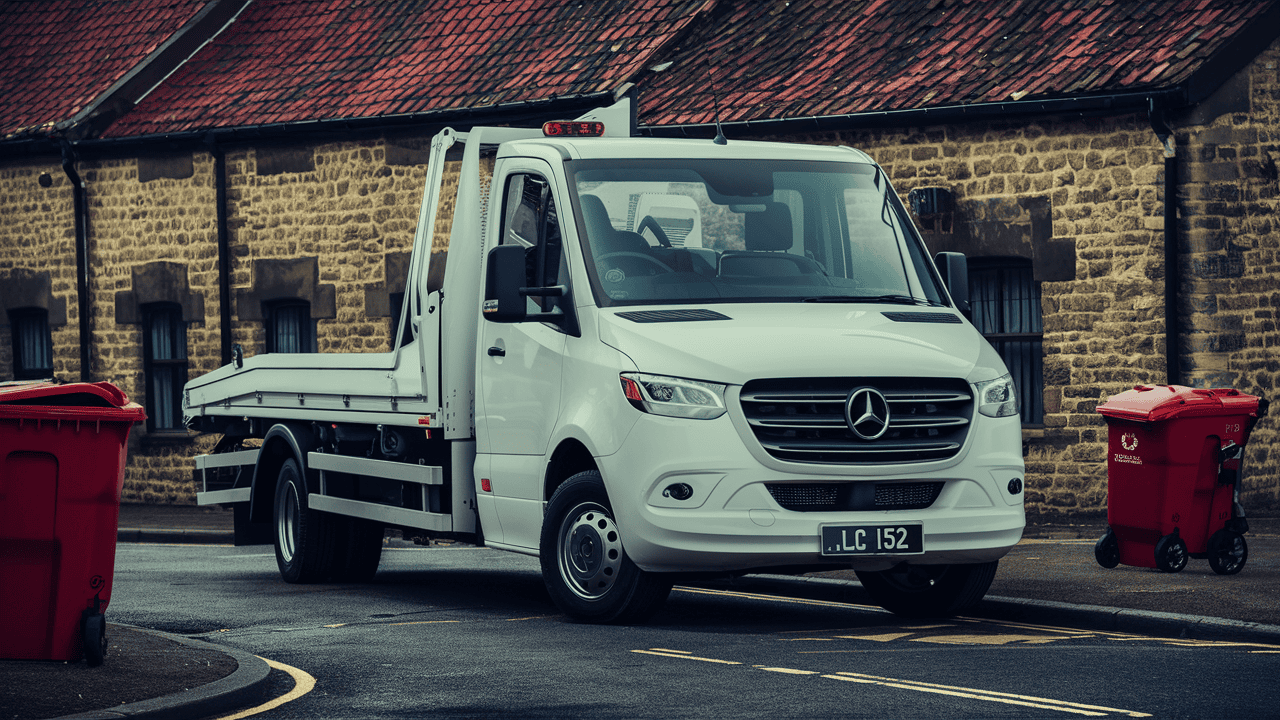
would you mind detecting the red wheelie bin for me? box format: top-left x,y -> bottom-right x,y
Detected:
1094,385 -> 1267,574
0,382 -> 144,665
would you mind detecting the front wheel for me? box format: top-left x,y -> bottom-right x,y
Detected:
1154,533 -> 1188,573
855,561 -> 999,618
540,471 -> 671,624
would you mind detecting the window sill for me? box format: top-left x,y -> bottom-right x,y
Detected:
140,430 -> 197,446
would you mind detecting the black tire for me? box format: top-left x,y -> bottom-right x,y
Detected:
540,471 -> 672,624
273,457 -> 340,583
1094,528 -> 1120,569
1208,530 -> 1248,575
82,613 -> 107,667
1154,532 -> 1188,573
333,516 -> 384,583
855,560 -> 999,618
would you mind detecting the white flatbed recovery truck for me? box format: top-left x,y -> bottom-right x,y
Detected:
184,101 -> 1026,623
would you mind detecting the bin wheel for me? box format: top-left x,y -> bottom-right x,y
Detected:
1154,533 -> 1188,573
1208,530 -> 1248,575
1094,529 -> 1120,569
82,613 -> 107,667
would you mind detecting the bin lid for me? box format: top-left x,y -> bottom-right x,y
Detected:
1096,384 -> 1260,423
0,381 -> 145,422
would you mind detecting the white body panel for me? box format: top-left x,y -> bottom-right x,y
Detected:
186,103 -> 1024,581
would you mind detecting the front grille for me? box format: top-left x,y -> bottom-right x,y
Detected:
740,377 -> 973,465
766,481 -> 944,512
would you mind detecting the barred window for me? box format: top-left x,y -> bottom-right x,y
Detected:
969,258 -> 1044,425
266,300 -> 316,353
143,303 -> 187,432
9,308 -> 52,381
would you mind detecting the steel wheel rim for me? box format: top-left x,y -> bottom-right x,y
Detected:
277,479 -> 300,563
558,502 -> 624,601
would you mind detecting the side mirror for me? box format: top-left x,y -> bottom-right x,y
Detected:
483,244 -> 528,323
934,252 -> 971,317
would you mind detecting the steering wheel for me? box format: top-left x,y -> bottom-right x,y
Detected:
636,216 -> 672,248
597,252 -> 673,277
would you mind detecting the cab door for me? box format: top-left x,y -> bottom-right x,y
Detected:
477,162 -> 570,548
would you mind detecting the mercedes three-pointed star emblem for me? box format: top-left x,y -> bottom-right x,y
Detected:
845,386 -> 891,441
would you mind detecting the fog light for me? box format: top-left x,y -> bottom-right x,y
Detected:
1008,478 -> 1023,495
662,483 -> 694,501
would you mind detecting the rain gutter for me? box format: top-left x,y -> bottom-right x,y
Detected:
638,89 -> 1186,137
59,141 -> 92,382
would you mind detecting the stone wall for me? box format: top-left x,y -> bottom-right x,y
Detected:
2,40 -> 1276,513
769,36 -> 1280,516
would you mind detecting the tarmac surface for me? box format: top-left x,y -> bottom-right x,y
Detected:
4,504 -> 1278,720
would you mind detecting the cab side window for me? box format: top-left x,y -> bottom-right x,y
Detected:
500,173 -> 567,313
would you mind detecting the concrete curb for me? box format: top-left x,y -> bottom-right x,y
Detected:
117,528 -> 234,545
58,626 -> 273,720
751,573 -> 1280,644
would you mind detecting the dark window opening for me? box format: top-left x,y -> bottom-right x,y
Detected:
969,258 -> 1044,425
9,308 -> 52,381
143,303 -> 187,432
266,300 -> 317,353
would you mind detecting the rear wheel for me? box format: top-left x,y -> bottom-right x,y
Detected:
1208,530 -> 1248,575
540,471 -> 672,624
81,613 -> 107,667
855,561 -> 999,618
274,458 -> 340,583
334,516 -> 384,582
1094,528 -> 1120,569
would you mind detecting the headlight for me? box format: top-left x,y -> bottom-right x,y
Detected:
976,374 -> 1019,418
620,373 -> 727,420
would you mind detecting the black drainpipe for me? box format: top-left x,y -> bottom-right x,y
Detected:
60,141 -> 92,382
207,136 -> 234,366
1150,99 -> 1181,386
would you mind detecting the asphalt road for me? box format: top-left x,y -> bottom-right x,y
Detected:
100,541 -> 1280,719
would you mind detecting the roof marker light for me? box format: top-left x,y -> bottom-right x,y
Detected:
543,121 -> 605,137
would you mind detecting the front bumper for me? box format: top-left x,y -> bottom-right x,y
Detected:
599,410 -> 1025,574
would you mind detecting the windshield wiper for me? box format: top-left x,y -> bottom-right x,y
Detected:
801,294 -> 936,306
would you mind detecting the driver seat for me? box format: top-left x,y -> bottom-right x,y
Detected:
580,195 -> 652,257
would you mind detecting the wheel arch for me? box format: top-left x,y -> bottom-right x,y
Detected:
543,437 -> 598,502
250,422 -> 317,523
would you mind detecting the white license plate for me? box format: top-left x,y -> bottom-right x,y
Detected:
821,524 -> 924,556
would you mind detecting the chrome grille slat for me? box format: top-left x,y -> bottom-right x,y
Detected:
740,377 -> 973,465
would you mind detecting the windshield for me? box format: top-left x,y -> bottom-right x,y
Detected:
568,159 -> 948,307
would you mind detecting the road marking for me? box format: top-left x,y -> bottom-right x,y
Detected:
634,648 -> 1151,717
911,633 -> 1067,646
826,672 -> 1150,717
387,620 -> 462,626
833,632 -> 914,643
631,649 -> 740,664
215,657 -> 316,720
505,615 -> 556,622
756,666 -> 820,675
674,585 -> 887,613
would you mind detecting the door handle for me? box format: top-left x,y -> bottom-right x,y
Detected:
487,346 -> 506,357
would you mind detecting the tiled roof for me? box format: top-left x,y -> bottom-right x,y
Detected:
0,0 -> 210,140
104,0 -> 713,138
636,0 -> 1280,127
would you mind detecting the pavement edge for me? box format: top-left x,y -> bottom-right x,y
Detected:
58,626 -> 272,720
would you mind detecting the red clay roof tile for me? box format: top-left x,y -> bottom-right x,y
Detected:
0,0 -> 209,139
638,0 -> 1278,127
